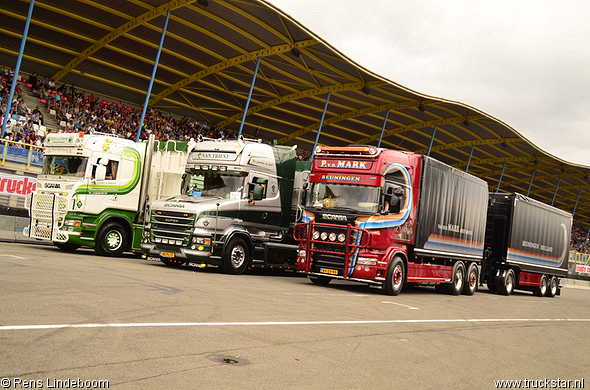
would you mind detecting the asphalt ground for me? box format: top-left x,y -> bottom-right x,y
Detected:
1,242 -> 589,389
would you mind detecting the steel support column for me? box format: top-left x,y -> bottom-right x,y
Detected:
310,92 -> 331,161
377,109 -> 390,148
573,189 -> 582,218
137,10 -> 171,143
237,56 -> 261,138
527,170 -> 536,197
426,125 -> 437,156
465,145 -> 474,173
495,161 -> 507,193
551,178 -> 560,206
2,0 -> 34,138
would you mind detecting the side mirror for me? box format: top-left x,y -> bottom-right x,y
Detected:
252,184 -> 264,201
95,165 -> 106,181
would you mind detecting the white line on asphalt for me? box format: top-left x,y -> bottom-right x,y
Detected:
0,253 -> 26,259
1,318 -> 589,331
382,301 -> 419,310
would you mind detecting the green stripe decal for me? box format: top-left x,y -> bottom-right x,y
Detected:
74,146 -> 141,196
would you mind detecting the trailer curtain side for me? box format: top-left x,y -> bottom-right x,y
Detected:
414,156 -> 488,260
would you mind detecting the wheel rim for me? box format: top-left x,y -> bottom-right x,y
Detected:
550,278 -> 557,295
540,277 -> 547,295
506,273 -> 513,293
230,245 -> 246,269
105,230 -> 123,251
455,268 -> 463,291
393,265 -> 403,288
469,271 -> 477,289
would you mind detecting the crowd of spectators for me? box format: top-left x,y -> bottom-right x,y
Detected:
571,226 -> 590,254
2,65 -> 312,160
0,66 -> 44,150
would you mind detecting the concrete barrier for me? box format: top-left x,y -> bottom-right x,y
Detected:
0,215 -> 51,245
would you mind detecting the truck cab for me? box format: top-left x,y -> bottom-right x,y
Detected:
141,137 -> 309,274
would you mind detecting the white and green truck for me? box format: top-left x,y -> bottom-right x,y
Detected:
141,136 -> 310,274
24,132 -> 191,256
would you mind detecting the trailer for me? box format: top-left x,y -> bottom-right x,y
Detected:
294,145 -> 571,297
483,192 -> 572,296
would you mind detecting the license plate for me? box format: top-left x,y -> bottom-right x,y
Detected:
160,251 -> 175,258
320,267 -> 338,275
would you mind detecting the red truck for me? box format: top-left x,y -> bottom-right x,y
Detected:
294,145 -> 571,297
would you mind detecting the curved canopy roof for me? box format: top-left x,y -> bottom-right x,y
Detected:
2,0 -> 590,228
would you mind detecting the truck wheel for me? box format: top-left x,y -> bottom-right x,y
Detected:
534,275 -> 548,297
498,269 -> 515,296
546,276 -> 558,298
384,257 -> 405,296
221,237 -> 249,275
95,222 -> 128,257
309,275 -> 331,285
448,261 -> 465,295
462,263 -> 478,296
55,242 -> 81,252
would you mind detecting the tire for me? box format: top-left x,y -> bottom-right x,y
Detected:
309,275 -> 331,285
498,269 -> 515,296
55,242 -> 81,252
546,276 -> 558,298
462,263 -> 478,296
384,257 -> 405,296
221,237 -> 249,275
448,261 -> 465,295
95,222 -> 128,257
534,275 -> 548,297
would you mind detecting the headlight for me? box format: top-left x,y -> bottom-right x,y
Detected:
175,240 -> 182,245
338,233 -> 346,242
162,239 -> 169,244
155,238 -> 161,243
65,220 -> 81,227
357,257 -> 377,266
329,232 -> 336,242
298,249 -> 306,257
320,232 -> 328,241
312,231 -> 320,240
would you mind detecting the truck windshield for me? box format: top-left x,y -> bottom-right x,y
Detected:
308,182 -> 380,213
183,172 -> 245,199
42,156 -> 88,177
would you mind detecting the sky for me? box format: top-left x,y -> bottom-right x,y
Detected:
267,0 -> 590,166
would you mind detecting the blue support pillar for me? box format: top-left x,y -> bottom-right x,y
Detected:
495,161 -> 506,193
584,228 -> 590,250
2,0 -> 35,138
426,125 -> 437,156
465,145 -> 474,173
377,109 -> 390,148
237,56 -> 261,138
527,170 -> 536,197
136,10 -> 171,143
551,178 -> 561,206
572,189 -> 582,218
310,92 -> 331,161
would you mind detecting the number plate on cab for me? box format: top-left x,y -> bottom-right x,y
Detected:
160,251 -> 175,258
320,268 -> 338,275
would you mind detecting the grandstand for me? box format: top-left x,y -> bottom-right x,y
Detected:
1,0 -> 589,276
